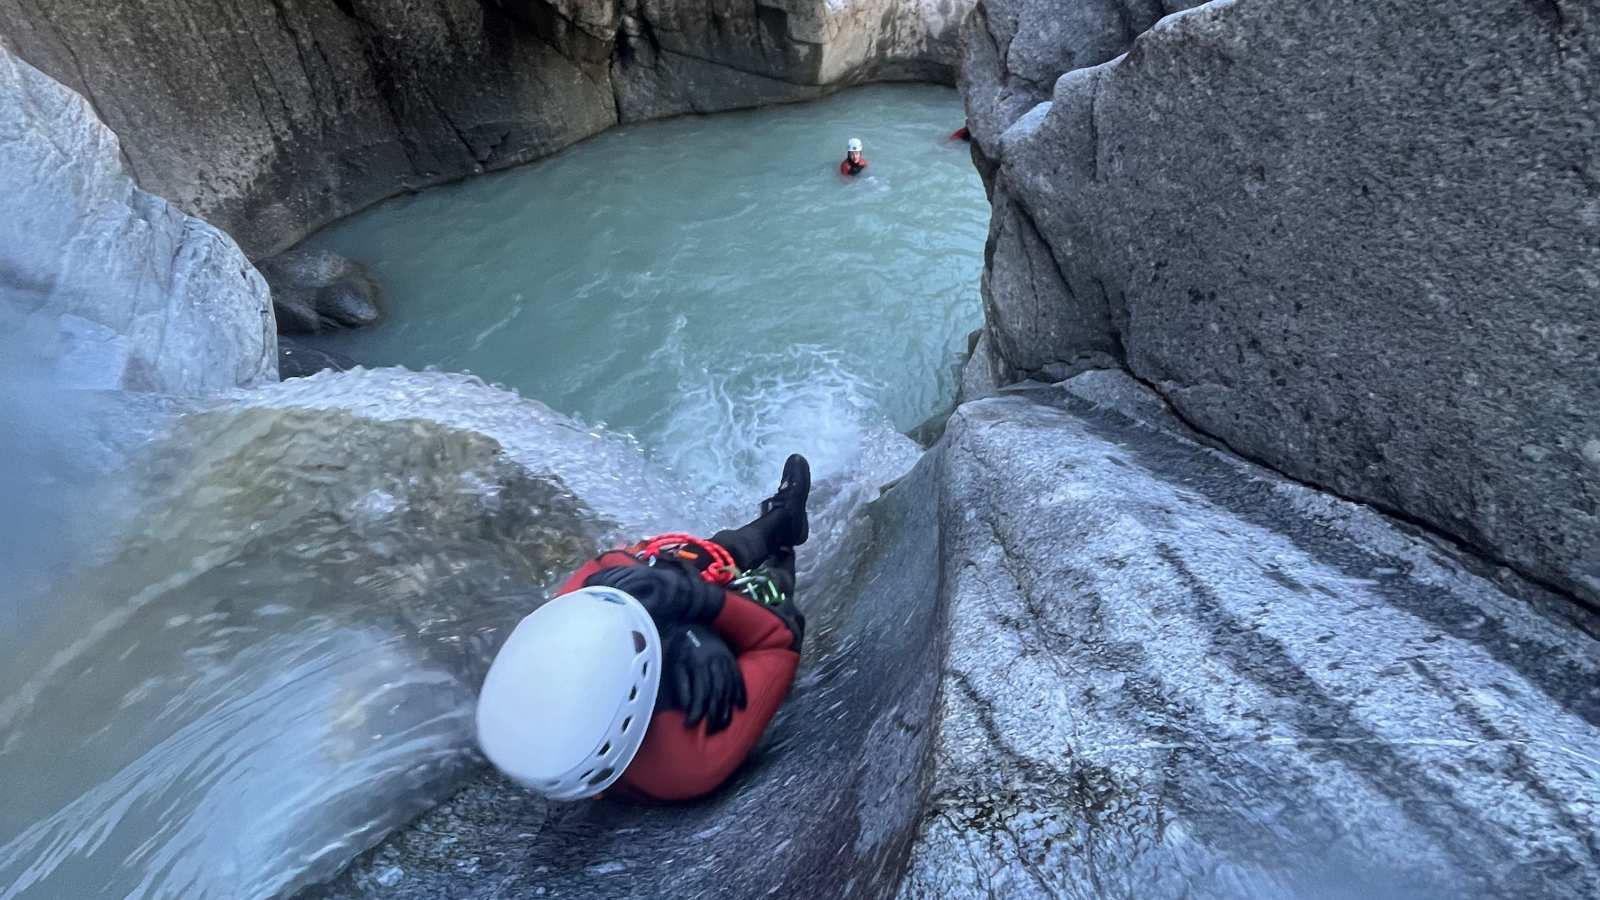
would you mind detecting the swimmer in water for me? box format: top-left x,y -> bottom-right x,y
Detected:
840,138 -> 868,176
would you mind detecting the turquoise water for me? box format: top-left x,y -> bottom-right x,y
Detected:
0,88 -> 983,900
305,85 -> 985,493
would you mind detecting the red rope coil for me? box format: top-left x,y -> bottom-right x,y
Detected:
633,533 -> 739,586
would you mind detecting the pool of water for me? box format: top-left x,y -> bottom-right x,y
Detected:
305,84 -> 986,495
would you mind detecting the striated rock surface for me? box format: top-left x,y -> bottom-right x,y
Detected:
899,375 -> 1600,899
0,0 -> 967,256
0,44 -> 275,393
966,0 -> 1600,605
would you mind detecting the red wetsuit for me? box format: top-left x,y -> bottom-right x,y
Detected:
556,551 -> 802,801
840,156 -> 868,176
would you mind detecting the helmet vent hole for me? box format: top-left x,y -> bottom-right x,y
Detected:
622,716 -> 633,732
642,661 -> 649,676
629,686 -> 638,701
598,742 -> 612,757
632,631 -> 647,653
579,769 -> 596,782
587,767 -> 616,786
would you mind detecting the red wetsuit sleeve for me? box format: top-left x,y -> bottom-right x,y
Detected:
555,550 -> 640,596
618,594 -> 800,801
840,159 -> 851,176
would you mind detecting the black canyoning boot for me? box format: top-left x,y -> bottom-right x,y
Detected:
760,453 -> 811,548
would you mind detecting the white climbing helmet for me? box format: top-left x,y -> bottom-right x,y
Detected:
847,138 -> 863,153
475,586 -> 662,801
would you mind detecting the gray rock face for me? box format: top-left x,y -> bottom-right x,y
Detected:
0,45 -> 275,394
968,0 -> 1600,605
0,0 -> 966,256
900,378 -> 1600,899
258,249 -> 382,334
958,0 -> 1202,158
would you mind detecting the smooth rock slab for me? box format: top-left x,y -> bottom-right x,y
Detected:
900,380 -> 1600,899
0,45 -> 275,394
296,448 -> 946,900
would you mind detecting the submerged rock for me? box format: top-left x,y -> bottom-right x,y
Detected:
258,250 -> 383,334
901,373 -> 1600,899
967,0 -> 1600,605
0,45 -> 275,394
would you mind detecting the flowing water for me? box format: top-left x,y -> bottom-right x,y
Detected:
0,85 -> 985,900
304,84 -> 985,497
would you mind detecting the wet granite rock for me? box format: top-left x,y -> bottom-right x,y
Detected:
285,370 -> 1600,900
969,0 -> 1600,604
0,44 -> 274,394
898,375 -> 1600,899
258,250 -> 382,335
296,441 -> 946,900
1,0 -> 968,255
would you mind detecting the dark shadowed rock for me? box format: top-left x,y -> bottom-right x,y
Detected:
0,0 -> 968,255
258,250 -> 382,334
277,339 -> 357,380
900,376 -> 1600,899
969,0 -> 1600,605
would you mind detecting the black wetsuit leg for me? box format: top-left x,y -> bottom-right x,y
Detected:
710,510 -> 791,572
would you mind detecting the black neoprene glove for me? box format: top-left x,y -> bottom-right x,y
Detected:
585,563 -> 726,627
657,623 -> 747,734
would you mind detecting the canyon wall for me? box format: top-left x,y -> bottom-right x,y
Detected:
963,0 -> 1600,606
0,0 -> 965,257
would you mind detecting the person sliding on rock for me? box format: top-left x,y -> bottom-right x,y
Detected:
840,138 -> 868,176
476,455 -> 811,802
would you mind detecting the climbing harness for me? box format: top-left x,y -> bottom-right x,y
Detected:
729,567 -> 788,608
631,533 -> 739,586
629,533 -> 789,607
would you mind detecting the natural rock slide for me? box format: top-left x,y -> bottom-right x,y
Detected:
2,0 -> 1598,899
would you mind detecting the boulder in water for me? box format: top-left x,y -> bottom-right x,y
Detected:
258,249 -> 383,334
